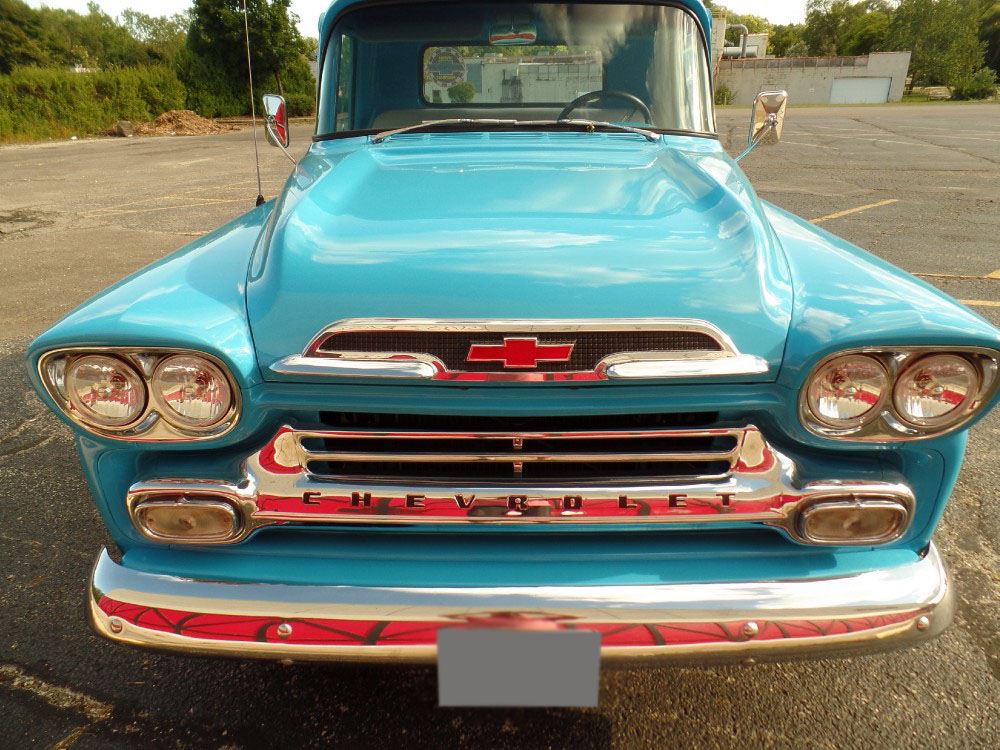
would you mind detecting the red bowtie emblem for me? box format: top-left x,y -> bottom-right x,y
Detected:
466,337 -> 575,368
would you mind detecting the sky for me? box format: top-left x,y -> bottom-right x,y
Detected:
26,1 -> 809,36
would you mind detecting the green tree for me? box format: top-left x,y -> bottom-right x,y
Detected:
768,23 -> 806,57
187,0 -> 306,94
786,40 -> 810,57
66,2 -> 154,67
447,81 -> 475,103
723,12 -> 771,45
886,0 -> 992,86
0,0 -> 52,73
0,0 -> 179,72
803,0 -> 892,56
121,9 -> 191,63
303,36 -> 318,61
981,1 -> 1000,73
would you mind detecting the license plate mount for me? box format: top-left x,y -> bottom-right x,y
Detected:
437,628 -> 601,707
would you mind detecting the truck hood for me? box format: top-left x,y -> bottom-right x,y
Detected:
247,132 -> 792,382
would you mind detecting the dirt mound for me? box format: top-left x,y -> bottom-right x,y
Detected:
131,110 -> 242,136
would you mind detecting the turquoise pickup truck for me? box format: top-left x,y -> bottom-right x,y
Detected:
26,0 -> 1000,676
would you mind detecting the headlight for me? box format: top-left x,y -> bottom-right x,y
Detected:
893,354 -> 979,428
66,355 -> 147,427
152,355 -> 233,428
805,354 -> 887,427
801,347 -> 998,440
37,348 -> 240,441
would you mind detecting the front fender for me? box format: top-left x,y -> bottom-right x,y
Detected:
764,199 -> 1000,393
25,201 -> 274,441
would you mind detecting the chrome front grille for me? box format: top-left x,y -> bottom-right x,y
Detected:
306,412 -> 739,481
271,318 -> 770,382
315,329 -> 722,372
131,419 -> 918,539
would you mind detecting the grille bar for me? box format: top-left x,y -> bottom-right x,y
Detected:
283,422 -> 746,481
304,450 -> 739,464
302,428 -> 738,439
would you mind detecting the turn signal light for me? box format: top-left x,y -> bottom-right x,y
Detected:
133,497 -> 240,542
799,498 -> 908,545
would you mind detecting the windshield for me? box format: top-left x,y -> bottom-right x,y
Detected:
316,2 -> 715,136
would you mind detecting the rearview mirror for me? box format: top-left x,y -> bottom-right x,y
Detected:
748,90 -> 787,146
489,20 -> 537,45
263,94 -> 289,149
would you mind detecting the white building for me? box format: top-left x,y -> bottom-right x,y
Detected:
425,53 -> 603,104
712,15 -> 911,105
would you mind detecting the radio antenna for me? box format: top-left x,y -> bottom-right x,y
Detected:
242,0 -> 265,207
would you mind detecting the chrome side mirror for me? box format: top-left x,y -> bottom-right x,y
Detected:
263,94 -> 289,148
735,90 -> 787,162
750,90 -> 787,144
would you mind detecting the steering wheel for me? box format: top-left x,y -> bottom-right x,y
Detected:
557,89 -> 653,123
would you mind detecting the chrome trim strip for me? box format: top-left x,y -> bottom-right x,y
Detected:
271,355 -> 439,379
293,427 -> 743,440
305,318 -> 741,352
605,354 -> 769,379
302,450 -> 735,463
87,545 -> 952,664
269,318 -> 770,381
125,425 -> 916,544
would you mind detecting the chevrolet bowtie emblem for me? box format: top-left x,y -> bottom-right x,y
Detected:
466,337 -> 575,368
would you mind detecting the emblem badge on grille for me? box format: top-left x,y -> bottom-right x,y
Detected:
466,337 -> 575,368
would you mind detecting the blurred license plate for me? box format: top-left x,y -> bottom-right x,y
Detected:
437,629 -> 600,707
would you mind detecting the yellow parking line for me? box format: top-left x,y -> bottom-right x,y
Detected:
810,199 -> 898,224
87,180 -> 278,213
914,272 -> 982,280
91,198 -> 248,216
959,299 -> 1000,307
986,268 -> 1000,280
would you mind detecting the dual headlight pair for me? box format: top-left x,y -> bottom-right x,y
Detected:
802,349 -> 997,439
38,348 -> 239,440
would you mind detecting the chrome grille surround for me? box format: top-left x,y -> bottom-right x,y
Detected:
127,423 -> 915,546
270,318 -> 770,381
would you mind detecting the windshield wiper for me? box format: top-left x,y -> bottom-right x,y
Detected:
370,118 -> 660,143
548,119 -> 660,142
370,118 -> 518,143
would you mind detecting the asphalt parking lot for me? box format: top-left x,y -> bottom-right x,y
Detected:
1,102 -> 998,749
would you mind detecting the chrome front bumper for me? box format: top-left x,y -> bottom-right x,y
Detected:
88,545 -> 952,664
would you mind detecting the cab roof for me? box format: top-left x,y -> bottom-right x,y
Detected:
316,0 -> 712,49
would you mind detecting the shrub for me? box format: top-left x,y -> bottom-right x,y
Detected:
714,82 -> 733,105
283,92 -> 314,117
174,47 -> 245,117
176,47 -> 315,118
950,67 -> 998,100
0,64 -> 185,142
447,82 -> 475,103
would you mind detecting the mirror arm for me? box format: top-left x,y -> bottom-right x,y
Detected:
265,117 -> 298,165
734,113 -> 776,162
274,138 -> 298,166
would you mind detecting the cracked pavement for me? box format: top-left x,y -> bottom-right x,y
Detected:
0,103 -> 998,748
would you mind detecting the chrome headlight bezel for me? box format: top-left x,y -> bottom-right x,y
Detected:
37,347 -> 241,442
150,354 -> 234,430
799,346 -> 999,441
892,354 -> 981,428
804,353 -> 889,429
64,354 -> 148,428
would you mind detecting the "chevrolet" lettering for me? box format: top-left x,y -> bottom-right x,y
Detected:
301,492 -> 741,511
